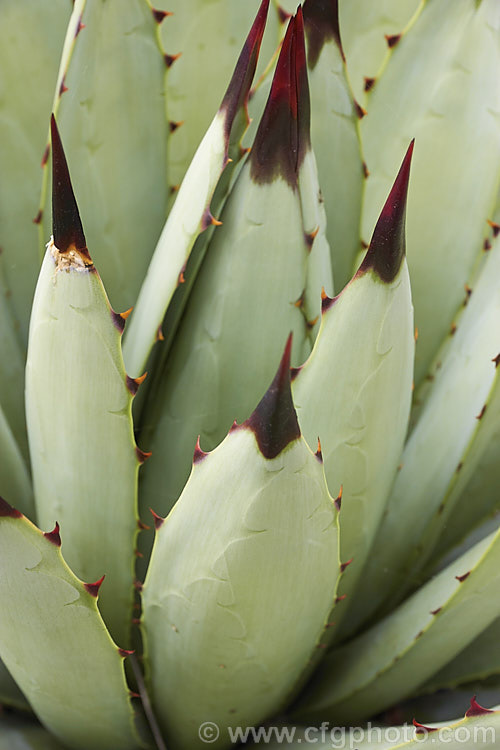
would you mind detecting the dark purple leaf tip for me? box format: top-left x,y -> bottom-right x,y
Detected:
303,0 -> 343,69
50,115 -> 91,264
358,140 -> 414,283
243,333 -> 301,459
0,497 -> 22,518
250,9 -> 311,188
44,522 -> 61,547
220,0 -> 269,137
466,696 -> 494,718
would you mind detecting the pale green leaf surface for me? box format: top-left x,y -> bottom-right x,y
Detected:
338,0 -> 422,103
40,0 -> 169,315
157,0 -> 280,192
26,246 -> 141,647
354,234 -> 500,621
361,0 -> 500,384
142,428 -> 338,750
265,707 -> 500,749
422,617 -> 500,695
293,261 -> 414,641
305,14 -> 364,292
139,166 -> 332,518
0,404 -> 33,520
0,507 -> 141,750
0,0 -> 71,343
295,530 -> 500,725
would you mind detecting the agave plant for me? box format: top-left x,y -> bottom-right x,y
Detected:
0,0 -> 499,748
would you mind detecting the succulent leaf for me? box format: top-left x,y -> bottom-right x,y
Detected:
0,499 -> 142,750
292,143 -> 414,641
301,0 -> 365,291
158,0 -> 281,193
294,530 -> 500,724
0,715 -> 68,750
142,340 -> 339,749
39,0 -> 170,320
361,0 -> 500,384
25,119 -> 142,646
0,658 -> 29,712
355,229 -> 500,623
124,0 -> 271,377
0,0 -> 71,344
138,11 -> 333,519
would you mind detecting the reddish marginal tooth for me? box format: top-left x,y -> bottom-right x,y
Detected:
487,220 -> 500,237
450,323 -> 457,336
335,594 -> 347,603
201,208 -> 223,231
150,508 -> 165,531
314,437 -> 323,462
169,184 -> 180,195
385,33 -> 401,48
321,286 -> 336,314
41,144 -> 50,168
152,8 -> 172,23
33,210 -> 43,225
44,522 -> 61,547
362,161 -> 370,178
305,226 -> 319,250
465,696 -> 494,717
75,17 -> 85,36
306,315 -> 319,330
164,52 -> 182,68
134,580 -> 144,592
334,485 -> 343,511
290,366 -> 302,382
430,607 -> 441,615
493,354 -> 500,368
111,307 -> 132,334
294,291 -> 305,308
413,719 -> 438,734
84,575 -> 105,597
137,519 -> 150,531
156,325 -> 165,342
134,549 -> 144,558
136,447 -> 152,465
126,372 -> 148,396
476,405 -> 487,421
59,77 -> 68,96
277,4 -> 291,24
169,120 -> 184,133
354,101 -> 367,119
484,238 -> 492,251
131,618 -> 141,626
455,571 -> 470,582
364,77 -> 376,92
193,436 -> 209,464
0,497 -> 22,518
129,691 -> 141,699
340,558 -> 353,573
118,648 -> 135,658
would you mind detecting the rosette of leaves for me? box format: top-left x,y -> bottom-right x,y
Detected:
0,0 -> 499,749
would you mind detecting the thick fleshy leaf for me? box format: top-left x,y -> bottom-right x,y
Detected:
294,530 -> 500,725
157,0 -> 280,193
123,0 -> 271,377
353,229 -> 500,623
138,11 -> 333,518
266,701 -> 500,748
0,404 -> 33,520
301,0 -> 365,292
338,0 -> 422,103
38,0 -> 169,317
142,340 -> 339,750
0,0 -> 71,343
0,1 -> 70,459
361,0 -> 500,384
292,143 -> 414,641
25,120 -> 143,646
0,498 -> 142,750
422,617 -> 500,695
